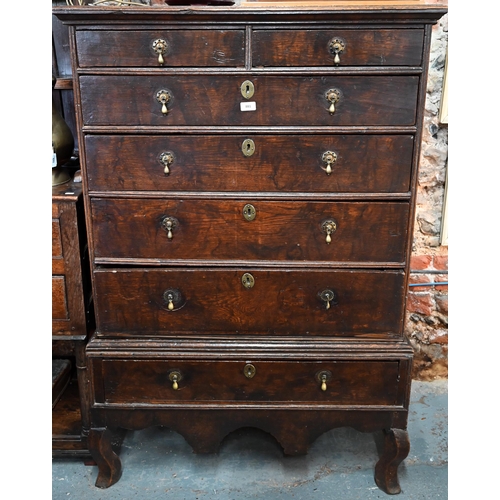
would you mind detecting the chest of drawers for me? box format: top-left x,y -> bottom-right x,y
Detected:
54,0 -> 447,493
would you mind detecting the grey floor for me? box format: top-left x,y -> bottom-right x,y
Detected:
52,380 -> 447,500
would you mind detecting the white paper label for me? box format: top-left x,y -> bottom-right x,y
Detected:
52,148 -> 57,168
240,101 -> 257,112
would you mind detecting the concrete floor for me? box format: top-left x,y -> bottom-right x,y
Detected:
52,380 -> 447,499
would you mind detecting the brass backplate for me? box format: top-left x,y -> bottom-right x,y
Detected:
241,273 -> 255,289
244,363 -> 256,379
242,139 -> 256,157
243,204 -> 256,221
241,80 -> 255,99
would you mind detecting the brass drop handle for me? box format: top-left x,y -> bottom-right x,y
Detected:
328,37 -> 346,65
319,289 -> 336,310
161,216 -> 179,240
156,89 -> 172,115
316,370 -> 332,391
321,219 -> 337,244
159,151 -> 174,175
325,89 -> 341,114
322,151 -> 338,175
152,39 -> 168,65
169,370 -> 182,390
163,288 -> 182,311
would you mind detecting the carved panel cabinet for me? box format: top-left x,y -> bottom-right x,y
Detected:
54,0 -> 447,493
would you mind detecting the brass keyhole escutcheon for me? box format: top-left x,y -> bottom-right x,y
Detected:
241,273 -> 255,289
319,289 -> 336,310
240,80 -> 255,99
243,204 -> 256,221
325,89 -> 341,114
158,151 -> 174,175
321,219 -> 337,244
244,363 -> 256,379
316,370 -> 332,391
168,370 -> 182,390
161,216 -> 179,240
156,89 -> 172,115
242,139 -> 256,157
152,38 -> 168,65
328,37 -> 346,65
163,288 -> 182,311
322,151 -> 338,175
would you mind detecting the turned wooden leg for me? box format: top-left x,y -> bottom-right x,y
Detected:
88,427 -> 122,488
374,428 -> 410,495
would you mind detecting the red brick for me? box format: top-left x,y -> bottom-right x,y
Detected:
406,292 -> 434,316
433,255 -> 448,270
410,254 -> 432,270
408,274 -> 433,288
435,274 -> 448,291
429,330 -> 448,345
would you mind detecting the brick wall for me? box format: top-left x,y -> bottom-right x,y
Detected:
406,14 -> 448,380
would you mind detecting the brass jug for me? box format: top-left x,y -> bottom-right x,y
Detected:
52,76 -> 74,186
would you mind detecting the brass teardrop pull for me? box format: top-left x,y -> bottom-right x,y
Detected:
321,151 -> 338,175
159,151 -> 174,175
169,370 -> 182,390
319,289 -> 336,310
152,39 -> 168,66
316,370 -> 332,391
161,216 -> 179,240
325,89 -> 341,115
163,288 -> 182,311
244,363 -> 256,379
156,89 -> 172,115
321,219 -> 337,244
328,37 -> 346,65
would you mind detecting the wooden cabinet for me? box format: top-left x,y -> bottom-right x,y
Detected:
52,181 -> 92,457
54,0 -> 447,493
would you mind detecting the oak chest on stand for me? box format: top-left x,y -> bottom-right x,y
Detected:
54,0 -> 447,493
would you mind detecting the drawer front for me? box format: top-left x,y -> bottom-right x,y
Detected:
95,359 -> 401,405
93,268 -> 405,336
80,75 -> 419,127
76,29 -> 245,67
85,134 -> 414,193
52,276 -> 69,320
91,199 -> 409,263
253,29 -> 424,67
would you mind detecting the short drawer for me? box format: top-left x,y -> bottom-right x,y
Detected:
93,268 -> 405,337
91,198 -> 409,264
52,276 -> 69,320
252,28 -> 424,67
85,134 -> 414,193
75,29 -> 245,67
93,358 -> 401,406
79,75 -> 419,127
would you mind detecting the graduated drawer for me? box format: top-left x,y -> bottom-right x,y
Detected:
253,28 -> 424,67
91,198 -> 409,263
92,359 -> 401,406
85,134 -> 414,193
93,268 -> 405,336
79,75 -> 419,127
75,29 -> 245,67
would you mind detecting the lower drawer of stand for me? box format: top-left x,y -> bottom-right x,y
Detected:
91,358 -> 402,406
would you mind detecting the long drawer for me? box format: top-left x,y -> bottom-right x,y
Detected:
79,75 -> 419,127
92,268 -> 405,336
76,29 -> 245,67
85,134 -> 414,193
252,28 -> 424,67
92,358 -> 402,405
91,198 -> 409,263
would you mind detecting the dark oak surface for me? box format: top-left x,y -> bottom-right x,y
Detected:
79,75 -> 419,127
91,198 -> 409,263
53,0 -> 447,492
85,134 -> 414,193
92,268 -> 405,336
